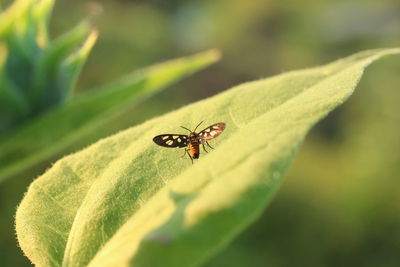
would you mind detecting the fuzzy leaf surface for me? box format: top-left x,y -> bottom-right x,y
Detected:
16,49 -> 400,267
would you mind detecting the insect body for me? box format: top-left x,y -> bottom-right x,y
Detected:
188,132 -> 201,159
152,121 -> 226,163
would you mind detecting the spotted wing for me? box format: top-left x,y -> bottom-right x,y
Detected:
198,122 -> 226,142
153,134 -> 188,148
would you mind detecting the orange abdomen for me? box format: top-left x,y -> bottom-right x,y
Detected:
189,143 -> 200,159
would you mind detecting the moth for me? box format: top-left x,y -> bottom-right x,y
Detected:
152,121 -> 226,163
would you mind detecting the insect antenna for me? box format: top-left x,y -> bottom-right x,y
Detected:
180,126 -> 192,132
193,120 -> 204,132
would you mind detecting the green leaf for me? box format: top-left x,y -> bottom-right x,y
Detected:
0,0 -> 34,38
31,0 -> 55,47
0,0 -> 75,132
60,30 -> 99,99
31,21 -> 92,109
0,0 -> 54,42
15,48 -> 400,267
0,49 -> 221,182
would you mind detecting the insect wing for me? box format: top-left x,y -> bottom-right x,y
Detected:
153,134 -> 188,148
198,122 -> 226,141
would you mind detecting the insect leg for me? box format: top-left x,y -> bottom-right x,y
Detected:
206,141 -> 214,149
202,143 -> 208,153
181,148 -> 188,158
186,150 -> 193,164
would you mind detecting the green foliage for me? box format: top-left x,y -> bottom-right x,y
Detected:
0,0 -> 221,182
16,48 -> 400,267
0,0 -> 94,133
0,49 -> 221,182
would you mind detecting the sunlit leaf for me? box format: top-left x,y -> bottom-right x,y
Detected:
16,48 -> 400,267
61,30 -> 98,99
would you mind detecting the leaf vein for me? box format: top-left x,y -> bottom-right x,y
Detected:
32,184 -> 76,214
229,107 -> 242,128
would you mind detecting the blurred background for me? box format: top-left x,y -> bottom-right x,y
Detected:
1,0 -> 400,266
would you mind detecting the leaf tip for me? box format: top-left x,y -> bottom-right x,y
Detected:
201,48 -> 222,64
85,1 -> 104,26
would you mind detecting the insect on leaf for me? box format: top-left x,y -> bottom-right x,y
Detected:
0,49 -> 221,182
16,48 -> 400,267
198,122 -> 226,141
153,134 -> 188,148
